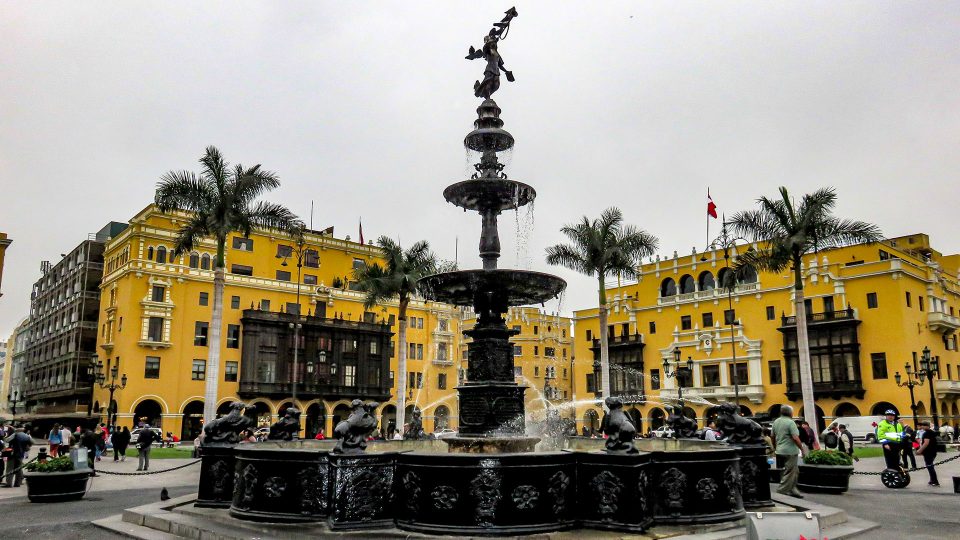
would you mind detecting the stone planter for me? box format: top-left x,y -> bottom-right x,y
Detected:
24,469 -> 90,502
797,463 -> 854,494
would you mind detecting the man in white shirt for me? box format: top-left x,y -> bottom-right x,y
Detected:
59,425 -> 73,455
704,420 -> 720,441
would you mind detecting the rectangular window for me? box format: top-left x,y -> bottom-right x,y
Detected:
621,322 -> 630,336
545,347 -> 556,357
232,237 -> 253,251
534,346 -> 539,356
649,321 -> 656,334
370,340 -> 379,355
303,274 -> 317,285
514,366 -> 522,376
768,360 -> 783,384
227,324 -> 240,349
276,244 -> 292,257
513,345 -> 522,356
199,292 -> 209,306
586,329 -> 592,341
867,292 -> 878,309
724,309 -> 736,325
871,352 -> 888,379
439,319 -> 449,332
261,299 -> 271,311
352,258 -> 366,271
681,315 -> 692,330
512,325 -> 521,333
437,343 -> 448,361
650,369 -> 660,390
191,359 -> 206,380
586,373 -> 596,393
194,321 -> 209,346
905,292 -> 912,307
276,270 -> 291,281
533,325 -> 539,335
823,295 -> 834,312
151,285 -> 165,302
417,343 -> 423,360
766,306 -> 775,320
231,264 -> 253,276
879,249 -> 889,260
231,295 -> 240,309
225,361 -> 238,382
702,312 -> 713,327
286,302 -> 300,315
304,249 -> 319,268
728,362 -> 748,386
341,339 -> 357,353
919,296 -> 924,311
702,364 -> 720,387
438,373 -> 447,390
147,317 -> 164,342
144,356 -> 160,379
534,366 -> 539,376
409,343 -> 416,358
344,365 -> 356,386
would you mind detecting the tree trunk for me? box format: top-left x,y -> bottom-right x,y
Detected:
395,304 -> 408,437
794,254 -> 819,449
204,264 -> 225,424
597,276 -> 611,401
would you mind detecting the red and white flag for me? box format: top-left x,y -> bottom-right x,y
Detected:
707,190 -> 718,219
359,218 -> 364,245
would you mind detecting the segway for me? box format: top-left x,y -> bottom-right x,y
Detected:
880,467 -> 910,489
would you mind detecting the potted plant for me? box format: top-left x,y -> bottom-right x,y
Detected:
797,450 -> 854,494
24,455 -> 90,502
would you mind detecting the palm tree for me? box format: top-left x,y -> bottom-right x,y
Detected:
155,146 -> 302,423
354,236 -> 440,435
546,208 -> 659,400
729,187 -> 881,438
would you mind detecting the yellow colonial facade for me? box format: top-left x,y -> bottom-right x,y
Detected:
461,307 -> 575,423
573,234 -> 960,434
93,204 -> 465,439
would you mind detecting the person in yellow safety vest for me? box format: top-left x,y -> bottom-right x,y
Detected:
876,409 -> 904,469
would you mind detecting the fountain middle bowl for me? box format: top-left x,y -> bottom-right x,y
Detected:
444,178 -> 535,212
419,269 -> 566,307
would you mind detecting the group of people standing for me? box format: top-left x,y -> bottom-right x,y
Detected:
876,410 -> 941,486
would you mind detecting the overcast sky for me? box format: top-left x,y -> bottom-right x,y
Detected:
2,1 -> 959,337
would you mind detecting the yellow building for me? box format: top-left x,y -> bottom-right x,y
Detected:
0,232 -> 11,298
573,234 -> 960,434
94,204 -> 464,439
461,307 -> 575,424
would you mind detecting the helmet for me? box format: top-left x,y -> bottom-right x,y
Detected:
885,409 -> 896,415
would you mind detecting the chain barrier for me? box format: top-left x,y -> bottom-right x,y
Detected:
92,459 -> 202,476
1,456 -> 39,478
852,452 -> 960,476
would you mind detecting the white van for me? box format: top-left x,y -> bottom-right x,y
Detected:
821,416 -> 884,443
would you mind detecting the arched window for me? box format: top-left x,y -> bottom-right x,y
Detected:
738,265 -> 758,284
147,246 -> 154,260
189,253 -> 200,268
200,254 -> 211,270
156,246 -> 167,264
698,271 -> 715,291
717,268 -> 732,289
679,274 -> 695,294
660,278 -> 677,297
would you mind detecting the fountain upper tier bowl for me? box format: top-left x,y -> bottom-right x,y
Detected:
444,178 -> 535,212
419,269 -> 566,308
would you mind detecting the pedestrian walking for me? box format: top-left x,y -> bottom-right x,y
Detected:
823,424 -> 840,450
799,421 -> 818,451
136,425 -> 157,471
915,420 -> 939,486
112,426 -> 131,461
876,410 -> 905,470
901,425 -> 917,470
80,428 -> 99,476
2,426 -> 33,488
47,424 -> 62,458
772,405 -> 806,498
838,424 -> 856,459
59,424 -> 73,456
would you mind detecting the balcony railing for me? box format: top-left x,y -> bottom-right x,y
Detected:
660,384 -> 765,404
928,312 -> 960,334
781,308 -> 855,326
238,381 -> 390,400
785,380 -> 864,399
934,379 -> 960,398
590,333 -> 643,349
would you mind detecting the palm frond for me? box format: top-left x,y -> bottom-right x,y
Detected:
545,243 -> 591,275
171,212 -> 212,256
245,201 -> 302,232
155,171 -> 214,213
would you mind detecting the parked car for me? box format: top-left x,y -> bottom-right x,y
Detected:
130,427 -> 163,443
434,429 -> 457,439
650,426 -> 674,439
820,416 -> 884,443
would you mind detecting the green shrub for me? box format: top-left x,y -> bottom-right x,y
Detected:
25,456 -> 75,473
803,449 -> 854,466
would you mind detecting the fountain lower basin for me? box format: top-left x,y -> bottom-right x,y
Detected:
209,438 -> 764,535
418,269 -> 566,307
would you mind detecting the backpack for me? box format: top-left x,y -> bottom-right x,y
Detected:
823,431 -> 839,449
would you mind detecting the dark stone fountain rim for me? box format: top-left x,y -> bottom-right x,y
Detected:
443,178 -> 535,212
419,268 -> 566,307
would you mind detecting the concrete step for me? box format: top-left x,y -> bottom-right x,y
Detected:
92,513 -> 182,540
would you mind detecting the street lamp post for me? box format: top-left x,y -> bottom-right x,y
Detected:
7,390 -> 19,423
918,346 -> 940,430
277,229 -> 314,406
663,347 -> 695,408
94,357 -> 127,430
895,362 -> 925,427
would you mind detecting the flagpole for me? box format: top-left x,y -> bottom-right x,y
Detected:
706,188 -> 711,252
